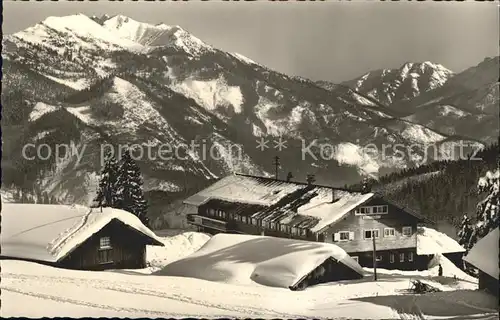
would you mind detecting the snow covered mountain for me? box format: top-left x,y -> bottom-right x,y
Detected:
400,57 -> 499,144
1,14 -> 484,209
343,62 -> 454,106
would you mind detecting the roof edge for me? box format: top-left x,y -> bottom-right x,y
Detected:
234,173 -> 362,193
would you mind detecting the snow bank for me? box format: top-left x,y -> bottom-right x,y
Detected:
157,233 -> 364,288
464,228 -> 499,280
1,204 -> 163,263
147,232 -> 211,269
417,227 -> 465,255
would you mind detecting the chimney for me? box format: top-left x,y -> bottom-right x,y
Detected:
331,188 -> 340,203
306,174 -> 316,185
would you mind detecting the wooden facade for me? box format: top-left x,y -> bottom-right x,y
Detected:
1,219 -> 163,271
289,257 -> 364,291
183,174 -> 439,270
187,195 -> 430,269
189,199 -> 318,241
58,219 -> 161,270
321,197 -> 424,270
478,271 -> 499,297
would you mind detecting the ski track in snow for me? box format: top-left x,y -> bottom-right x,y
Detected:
1,272 -> 312,318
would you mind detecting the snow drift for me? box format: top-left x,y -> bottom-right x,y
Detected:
416,227 -> 465,255
1,204 -> 163,263
146,231 -> 211,269
156,233 -> 364,288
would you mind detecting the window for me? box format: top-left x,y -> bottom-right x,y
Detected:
98,248 -> 113,264
301,229 -> 307,236
270,222 -> 276,230
99,236 -> 111,249
242,216 -> 248,224
402,226 -> 412,237
364,230 -> 371,239
333,231 -> 353,242
217,210 -> 224,218
399,253 -> 405,262
408,252 -> 414,262
351,256 -> 359,263
363,229 -> 380,239
390,253 -> 395,263
207,208 -> 215,216
339,231 -> 350,241
98,236 -> 113,264
280,224 -> 287,232
384,228 -> 396,237
355,205 -> 388,215
372,205 -> 388,214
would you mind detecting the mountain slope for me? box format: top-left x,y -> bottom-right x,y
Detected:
352,143 -> 499,236
399,57 -> 499,144
1,14 -> 483,211
343,61 -> 454,106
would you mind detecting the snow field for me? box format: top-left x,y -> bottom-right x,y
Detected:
1,230 -> 497,319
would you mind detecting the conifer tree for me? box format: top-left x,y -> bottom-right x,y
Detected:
457,214 -> 474,251
93,152 -> 120,208
469,170 -> 499,246
115,149 -> 149,227
457,169 -> 499,251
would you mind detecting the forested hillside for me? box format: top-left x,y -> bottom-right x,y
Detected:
354,143 -> 498,228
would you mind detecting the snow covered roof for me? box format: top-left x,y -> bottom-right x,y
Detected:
183,174 -> 306,206
157,233 -> 365,288
416,227 -> 466,255
1,204 -> 164,263
184,174 -> 374,233
463,228 -> 499,280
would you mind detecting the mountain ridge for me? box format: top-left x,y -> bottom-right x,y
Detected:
1,14 -> 490,215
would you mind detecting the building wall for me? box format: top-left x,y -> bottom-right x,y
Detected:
194,202 -> 317,241
322,198 -> 419,253
60,220 -> 150,270
479,271 -> 499,296
318,198 -> 421,269
349,248 -> 426,270
192,197 -> 426,270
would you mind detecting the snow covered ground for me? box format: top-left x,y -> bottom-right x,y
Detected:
1,231 -> 498,319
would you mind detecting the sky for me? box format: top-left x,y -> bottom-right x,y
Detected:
3,1 -> 499,83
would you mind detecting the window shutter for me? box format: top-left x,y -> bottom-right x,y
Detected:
333,233 -> 339,241
349,232 -> 354,240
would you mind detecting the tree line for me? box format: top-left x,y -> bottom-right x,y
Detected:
350,143 -> 498,227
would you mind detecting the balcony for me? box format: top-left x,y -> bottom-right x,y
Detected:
187,214 -> 228,232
